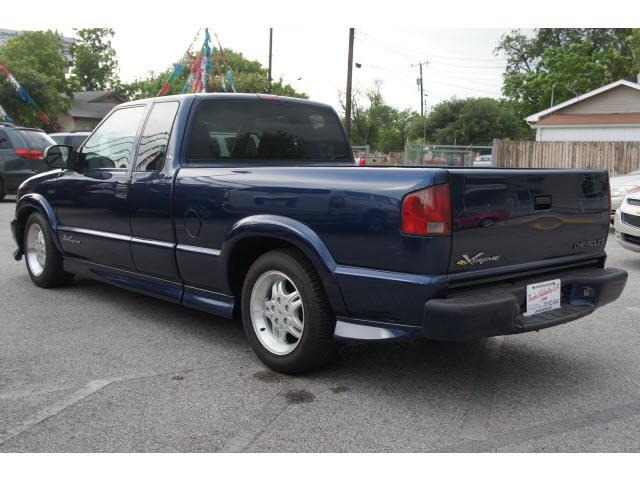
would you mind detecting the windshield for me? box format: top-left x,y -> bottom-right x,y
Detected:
67,135 -> 89,149
9,129 -> 55,150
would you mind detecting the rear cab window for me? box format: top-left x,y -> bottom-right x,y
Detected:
185,100 -> 352,165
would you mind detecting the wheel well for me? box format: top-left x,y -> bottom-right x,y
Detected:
15,206 -> 38,246
227,236 -> 309,299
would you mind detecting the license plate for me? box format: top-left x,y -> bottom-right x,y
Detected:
524,279 -> 561,316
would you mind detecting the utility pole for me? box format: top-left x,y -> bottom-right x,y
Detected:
423,95 -> 427,141
419,62 -> 424,118
345,28 -> 355,138
267,28 -> 273,94
411,60 -> 428,142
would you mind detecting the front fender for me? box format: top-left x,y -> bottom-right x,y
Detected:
12,193 -> 62,259
220,214 -> 348,316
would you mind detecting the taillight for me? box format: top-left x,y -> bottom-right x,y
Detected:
15,149 -> 43,160
358,157 -> 366,166
401,184 -> 452,236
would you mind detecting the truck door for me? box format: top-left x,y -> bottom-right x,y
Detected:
51,105 -> 147,270
128,100 -> 181,281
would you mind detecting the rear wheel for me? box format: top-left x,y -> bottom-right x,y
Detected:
0,177 -> 5,200
241,249 -> 335,374
24,212 -> 74,288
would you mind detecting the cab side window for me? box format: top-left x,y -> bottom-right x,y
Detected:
81,106 -> 145,170
135,101 -> 179,172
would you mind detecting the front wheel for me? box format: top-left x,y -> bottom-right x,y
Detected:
24,212 -> 74,288
241,249 -> 336,374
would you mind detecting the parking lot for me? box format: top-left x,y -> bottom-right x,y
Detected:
0,197 -> 639,452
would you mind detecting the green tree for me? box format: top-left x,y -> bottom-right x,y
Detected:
426,97 -> 523,144
70,28 -> 120,91
0,30 -> 70,129
119,48 -> 306,100
345,82 -> 422,152
497,28 -> 640,124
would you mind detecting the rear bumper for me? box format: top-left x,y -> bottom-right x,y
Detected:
334,266 -> 627,342
422,267 -> 627,341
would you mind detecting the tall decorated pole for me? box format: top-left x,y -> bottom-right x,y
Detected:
182,29 -> 214,94
159,29 -> 236,97
157,28 -> 202,96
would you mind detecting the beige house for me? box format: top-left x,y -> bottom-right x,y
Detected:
57,91 -> 126,132
526,79 -> 640,141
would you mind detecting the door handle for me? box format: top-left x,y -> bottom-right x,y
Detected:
115,183 -> 129,199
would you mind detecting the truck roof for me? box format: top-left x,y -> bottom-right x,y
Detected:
119,93 -> 332,110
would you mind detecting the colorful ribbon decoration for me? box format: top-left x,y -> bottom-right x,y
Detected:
182,29 -> 214,94
0,103 -> 12,123
214,32 -> 237,93
159,28 -> 236,96
158,28 -> 202,96
0,62 -> 51,125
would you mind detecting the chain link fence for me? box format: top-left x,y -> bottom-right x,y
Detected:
404,144 -> 493,167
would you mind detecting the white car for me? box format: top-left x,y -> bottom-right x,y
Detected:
473,154 -> 492,167
614,191 -> 640,253
610,170 -> 640,224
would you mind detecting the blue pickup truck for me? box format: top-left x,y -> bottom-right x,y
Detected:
10,93 -> 628,373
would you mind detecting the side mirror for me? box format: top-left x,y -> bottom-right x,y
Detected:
44,144 -> 74,169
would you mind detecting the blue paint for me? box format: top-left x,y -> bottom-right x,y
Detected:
10,93 -> 624,343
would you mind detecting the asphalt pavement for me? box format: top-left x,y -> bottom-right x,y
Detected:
1,197 -> 639,452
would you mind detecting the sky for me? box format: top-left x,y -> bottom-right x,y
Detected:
106,27 -> 513,114
4,0 -> 635,118
3,21 -> 515,115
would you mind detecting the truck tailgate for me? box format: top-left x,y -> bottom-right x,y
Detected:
448,169 -> 610,274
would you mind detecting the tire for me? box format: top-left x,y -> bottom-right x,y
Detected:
23,212 -> 74,288
0,177 -> 5,201
241,249 -> 336,374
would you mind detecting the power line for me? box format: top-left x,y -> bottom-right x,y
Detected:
356,62 -> 503,96
428,79 -> 501,96
359,31 -> 507,63
427,66 -> 503,85
429,59 -> 505,69
358,34 -> 505,76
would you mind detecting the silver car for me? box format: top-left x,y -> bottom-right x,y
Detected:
610,170 -> 640,224
614,191 -> 640,253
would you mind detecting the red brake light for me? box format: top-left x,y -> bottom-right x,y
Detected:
15,149 -> 43,160
402,184 -> 452,236
358,157 -> 366,166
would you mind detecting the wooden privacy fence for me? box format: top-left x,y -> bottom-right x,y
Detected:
494,140 -> 640,176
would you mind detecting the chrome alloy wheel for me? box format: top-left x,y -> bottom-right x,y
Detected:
250,270 -> 304,355
26,223 -> 47,277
